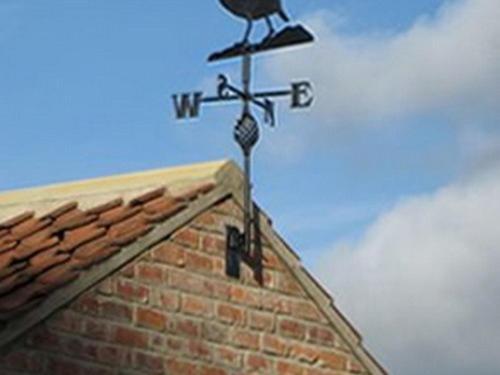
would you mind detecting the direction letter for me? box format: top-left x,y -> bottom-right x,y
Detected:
172,92 -> 203,119
291,82 -> 313,109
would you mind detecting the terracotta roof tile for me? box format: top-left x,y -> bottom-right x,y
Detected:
0,212 -> 34,230
0,272 -> 30,296
29,248 -> 70,278
0,240 -> 18,254
0,182 -> 215,318
146,202 -> 187,223
0,229 -> 9,240
174,182 -> 216,202
87,198 -> 123,216
10,218 -> 52,241
97,206 -> 142,228
41,202 -> 79,220
129,187 -> 167,206
14,237 -> 59,261
0,261 -> 27,281
37,263 -> 79,287
53,212 -> 97,233
0,251 -> 14,269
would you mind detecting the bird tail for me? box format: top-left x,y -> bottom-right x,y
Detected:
278,9 -> 290,22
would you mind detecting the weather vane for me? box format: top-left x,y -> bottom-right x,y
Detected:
172,0 -> 314,271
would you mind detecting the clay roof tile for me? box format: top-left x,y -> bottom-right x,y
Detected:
0,212 -> 35,230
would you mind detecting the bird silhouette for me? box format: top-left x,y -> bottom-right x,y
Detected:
219,0 -> 290,44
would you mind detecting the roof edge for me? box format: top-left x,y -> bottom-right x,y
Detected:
0,160 -> 231,207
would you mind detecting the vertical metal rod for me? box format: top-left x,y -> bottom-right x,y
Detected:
243,151 -> 251,255
242,52 -> 252,255
242,53 -> 251,113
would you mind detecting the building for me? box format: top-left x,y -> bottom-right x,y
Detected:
0,160 -> 386,374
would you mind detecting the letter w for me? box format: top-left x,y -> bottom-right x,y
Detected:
172,92 -> 203,119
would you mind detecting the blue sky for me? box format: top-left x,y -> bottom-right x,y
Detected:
0,0 -> 454,254
1,1 -> 500,374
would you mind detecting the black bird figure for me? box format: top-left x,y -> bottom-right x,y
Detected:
219,0 -> 290,44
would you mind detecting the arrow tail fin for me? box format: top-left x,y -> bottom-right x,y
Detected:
278,9 -> 290,22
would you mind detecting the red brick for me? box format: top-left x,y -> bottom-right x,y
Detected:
116,279 -> 150,304
113,326 -> 148,349
168,269 -> 214,296
262,334 -> 288,356
200,365 -> 228,375
202,321 -> 228,343
172,228 -> 200,248
151,242 -> 186,267
213,346 -> 242,368
248,310 -> 274,332
216,303 -> 246,325
185,251 -> 213,273
134,351 -> 164,372
304,368 -> 330,375
27,327 -> 60,350
276,272 -> 304,296
289,300 -> 322,322
232,329 -> 259,350
82,318 -> 108,341
201,234 -> 225,254
60,336 -> 98,361
308,326 -> 336,346
211,279 -> 231,300
230,285 -> 261,308
290,343 -> 320,364
136,263 -> 164,284
212,199 -> 242,218
120,264 -> 135,278
278,318 -> 306,340
349,359 -> 364,373
276,361 -> 304,375
47,357 -> 83,375
166,336 -> 187,352
1,350 -> 44,372
193,211 -> 219,229
96,279 -> 114,296
186,339 -> 212,362
263,249 -> 284,270
181,295 -> 213,317
159,289 -> 180,311
318,351 -> 348,370
100,300 -> 133,322
245,353 -> 272,372
136,307 -> 167,331
49,310 -> 82,333
262,293 -> 292,314
97,345 -> 126,366
174,317 -> 200,337
165,358 -> 198,374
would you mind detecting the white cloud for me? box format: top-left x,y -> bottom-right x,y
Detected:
267,0 -> 500,126
316,164 -> 500,374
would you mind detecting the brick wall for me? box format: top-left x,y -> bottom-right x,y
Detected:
0,198 -> 367,375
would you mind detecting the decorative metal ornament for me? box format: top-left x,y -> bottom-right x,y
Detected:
219,0 -> 290,44
172,1 -> 315,272
235,112 -> 259,156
